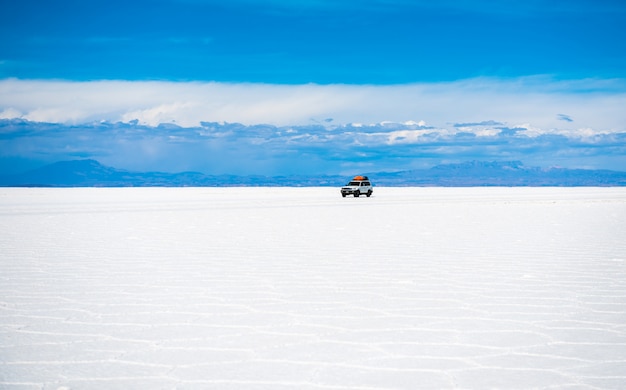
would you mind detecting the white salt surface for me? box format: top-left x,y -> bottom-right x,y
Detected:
1,187 -> 626,389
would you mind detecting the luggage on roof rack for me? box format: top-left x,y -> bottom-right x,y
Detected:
353,175 -> 368,180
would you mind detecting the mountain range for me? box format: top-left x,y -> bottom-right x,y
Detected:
1,159 -> 625,187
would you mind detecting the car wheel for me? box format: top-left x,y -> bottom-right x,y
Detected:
366,190 -> 372,197
354,191 -> 360,197
342,193 -> 346,197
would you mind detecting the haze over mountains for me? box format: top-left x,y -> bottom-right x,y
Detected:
3,117 -> 626,179
1,159 -> 625,187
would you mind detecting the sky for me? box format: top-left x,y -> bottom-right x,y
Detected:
1,0 -> 625,175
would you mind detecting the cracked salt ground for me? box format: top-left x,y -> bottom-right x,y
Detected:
1,187 -> 625,389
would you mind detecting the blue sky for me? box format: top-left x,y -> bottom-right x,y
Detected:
2,0 -> 626,83
1,0 -> 625,175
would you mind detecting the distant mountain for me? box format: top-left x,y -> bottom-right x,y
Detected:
374,161 -> 626,186
1,159 -> 625,187
0,159 -> 345,187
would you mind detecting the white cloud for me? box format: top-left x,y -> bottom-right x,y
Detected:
2,115 -> 625,175
1,77 -> 625,135
0,107 -> 22,119
121,102 -> 201,126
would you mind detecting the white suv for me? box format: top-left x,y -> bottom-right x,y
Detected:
341,176 -> 373,197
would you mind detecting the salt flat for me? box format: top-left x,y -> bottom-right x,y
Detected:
1,187 -> 626,389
